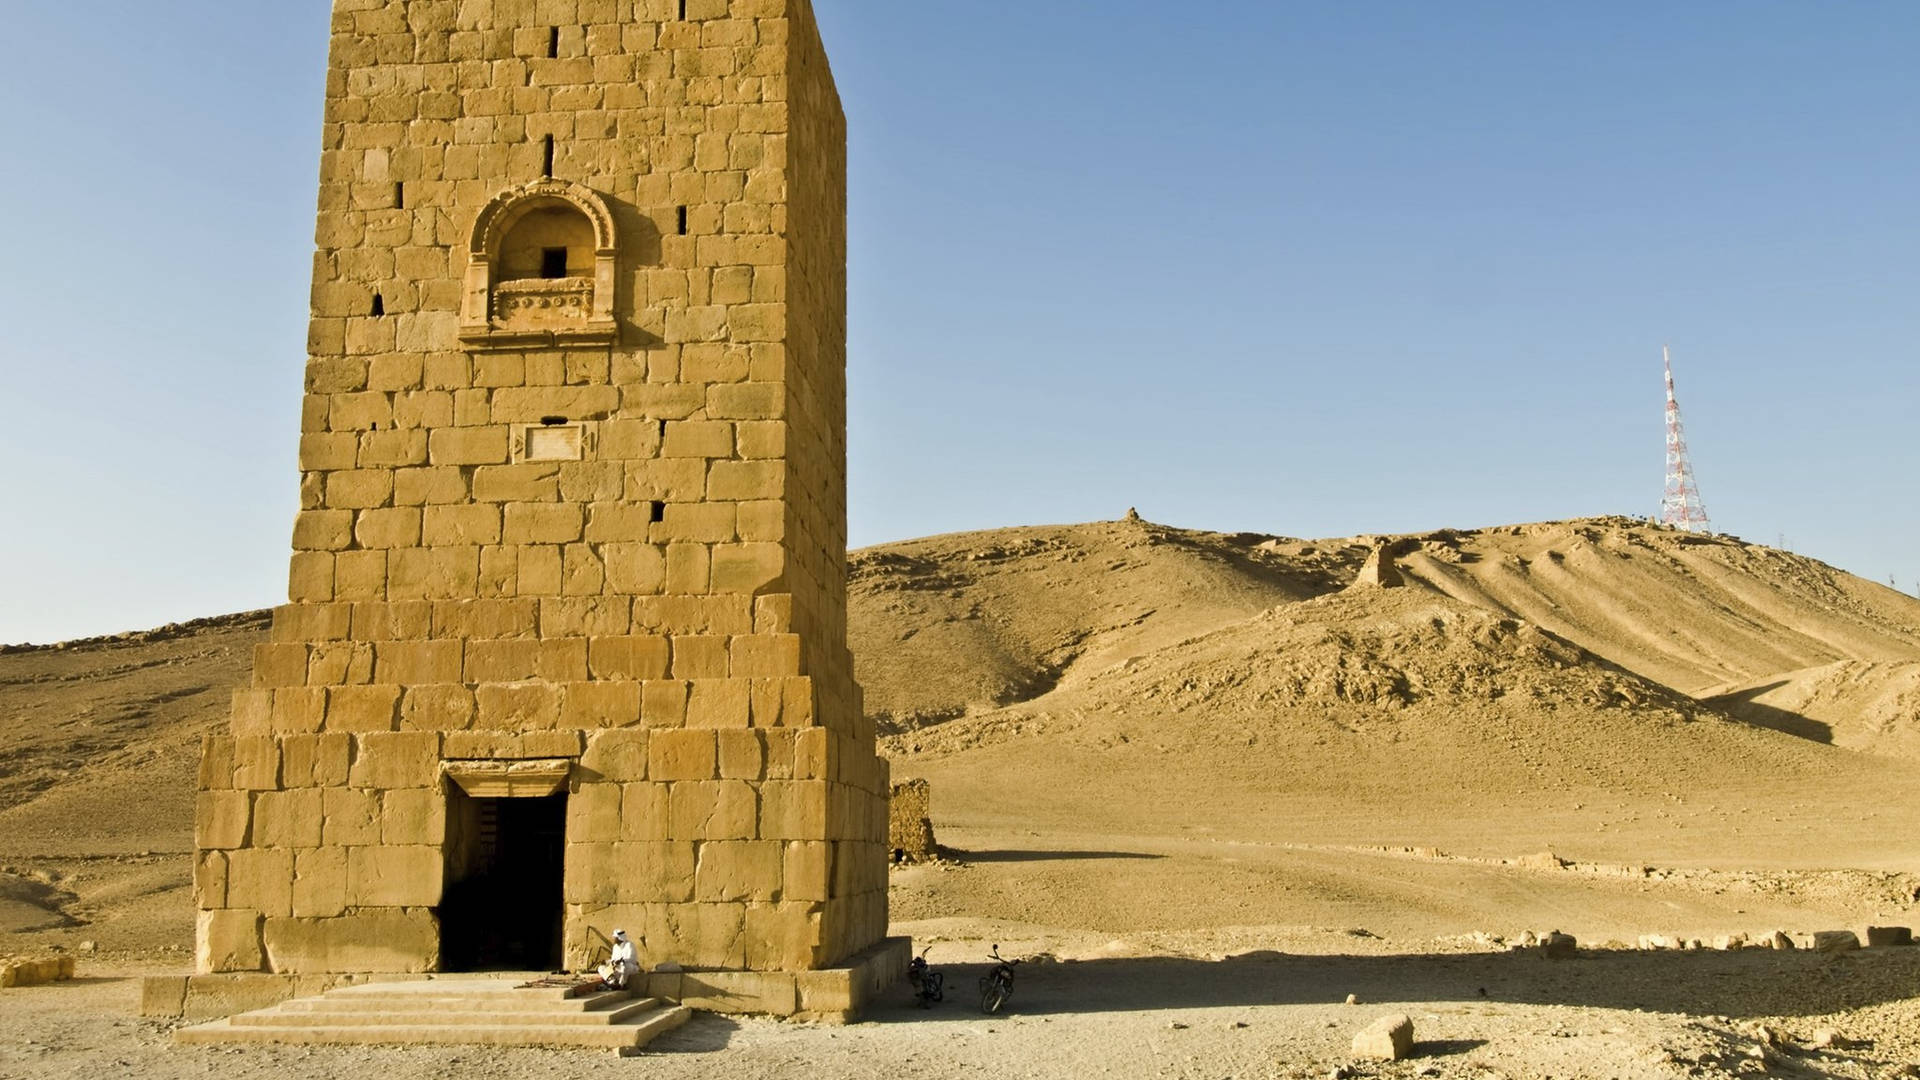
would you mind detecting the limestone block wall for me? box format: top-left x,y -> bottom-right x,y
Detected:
192,0 -> 888,979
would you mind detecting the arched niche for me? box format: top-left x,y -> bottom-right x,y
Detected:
460,178 -> 618,348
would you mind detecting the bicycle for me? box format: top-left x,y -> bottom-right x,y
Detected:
977,944 -> 1021,1014
907,944 -> 944,1008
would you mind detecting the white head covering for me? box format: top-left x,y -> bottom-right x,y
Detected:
612,928 -> 628,939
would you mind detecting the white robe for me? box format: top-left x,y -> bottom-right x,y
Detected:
602,939 -> 639,985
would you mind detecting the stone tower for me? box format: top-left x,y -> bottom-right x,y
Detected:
188,0 -> 895,1017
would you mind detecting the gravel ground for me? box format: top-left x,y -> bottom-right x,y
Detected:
6,943 -> 1920,1080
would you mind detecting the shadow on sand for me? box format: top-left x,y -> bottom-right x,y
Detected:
951,848 -> 1166,864
648,1012 -> 742,1052
870,948 -> 1920,1025
1708,681 -> 1835,743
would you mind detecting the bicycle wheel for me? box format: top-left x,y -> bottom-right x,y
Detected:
981,983 -> 1008,1014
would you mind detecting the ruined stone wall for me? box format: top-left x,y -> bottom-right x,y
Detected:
887,778 -> 935,863
193,0 -> 888,980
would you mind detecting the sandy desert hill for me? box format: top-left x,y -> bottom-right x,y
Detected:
846,519 -> 1366,731
851,515 -> 1920,747
843,516 -> 1920,942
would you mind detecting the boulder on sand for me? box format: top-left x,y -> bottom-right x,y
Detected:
1352,1013 -> 1414,1061
1813,931 -> 1860,954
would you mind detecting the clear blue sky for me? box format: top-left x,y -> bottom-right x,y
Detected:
1,2 -> 1914,644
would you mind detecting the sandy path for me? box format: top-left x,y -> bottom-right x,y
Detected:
6,947 -> 1920,1080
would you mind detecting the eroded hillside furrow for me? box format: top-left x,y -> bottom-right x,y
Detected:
1396,521 -> 1920,697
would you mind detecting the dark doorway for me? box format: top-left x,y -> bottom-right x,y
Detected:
439,790 -> 566,972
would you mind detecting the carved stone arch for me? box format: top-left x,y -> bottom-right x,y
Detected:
469,177 -> 617,257
460,178 -> 619,348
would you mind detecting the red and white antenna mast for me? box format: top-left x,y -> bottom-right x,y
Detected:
1660,346 -> 1712,532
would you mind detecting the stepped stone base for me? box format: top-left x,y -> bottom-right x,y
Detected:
175,978 -> 689,1054
146,937 -> 910,1027
653,936 -> 911,1021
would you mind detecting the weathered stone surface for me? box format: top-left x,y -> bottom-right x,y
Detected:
679,970 -> 798,1017
579,728 -> 649,782
1348,541 -> 1406,590
194,852 -> 229,909
566,780 -> 623,844
261,909 -> 440,973
1353,1013 -> 1415,1061
717,730 -> 766,780
888,778 -> 936,863
225,848 -> 295,917
620,782 -> 670,842
252,789 -> 323,848
745,901 -> 826,970
1540,931 -> 1577,959
668,780 -> 758,841
1864,925 -> 1913,948
321,787 -> 381,846
1,956 -> 76,988
291,847 -> 348,918
195,790 -> 252,850
173,973 -> 350,1020
442,729 -> 582,759
1814,930 -> 1861,954
563,842 -> 694,906
761,780 -> 827,839
346,846 -> 443,907
380,787 -> 447,846
138,975 -> 188,1016
650,729 -> 717,781
346,732 -> 440,788
695,841 -> 784,902
197,909 -> 264,973
792,938 -> 911,1022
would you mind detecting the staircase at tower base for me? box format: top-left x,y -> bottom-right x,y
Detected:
144,936 -> 911,1030
173,978 -> 691,1054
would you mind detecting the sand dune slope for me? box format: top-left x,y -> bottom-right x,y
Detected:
886,586 -> 1920,854
1398,519 -> 1920,695
849,519 -> 1365,730
0,613 -> 266,853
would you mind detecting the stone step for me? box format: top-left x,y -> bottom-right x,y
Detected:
174,990 -> 693,1054
234,998 -> 664,1028
284,988 -> 631,1013
322,979 -> 598,1002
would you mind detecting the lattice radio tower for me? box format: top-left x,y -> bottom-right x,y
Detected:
1660,346 -> 1712,532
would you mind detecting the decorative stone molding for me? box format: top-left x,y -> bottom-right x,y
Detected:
442,758 -> 573,798
460,178 -> 618,349
493,277 -> 595,326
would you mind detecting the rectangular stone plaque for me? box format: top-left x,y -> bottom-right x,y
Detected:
512,422 -> 591,462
